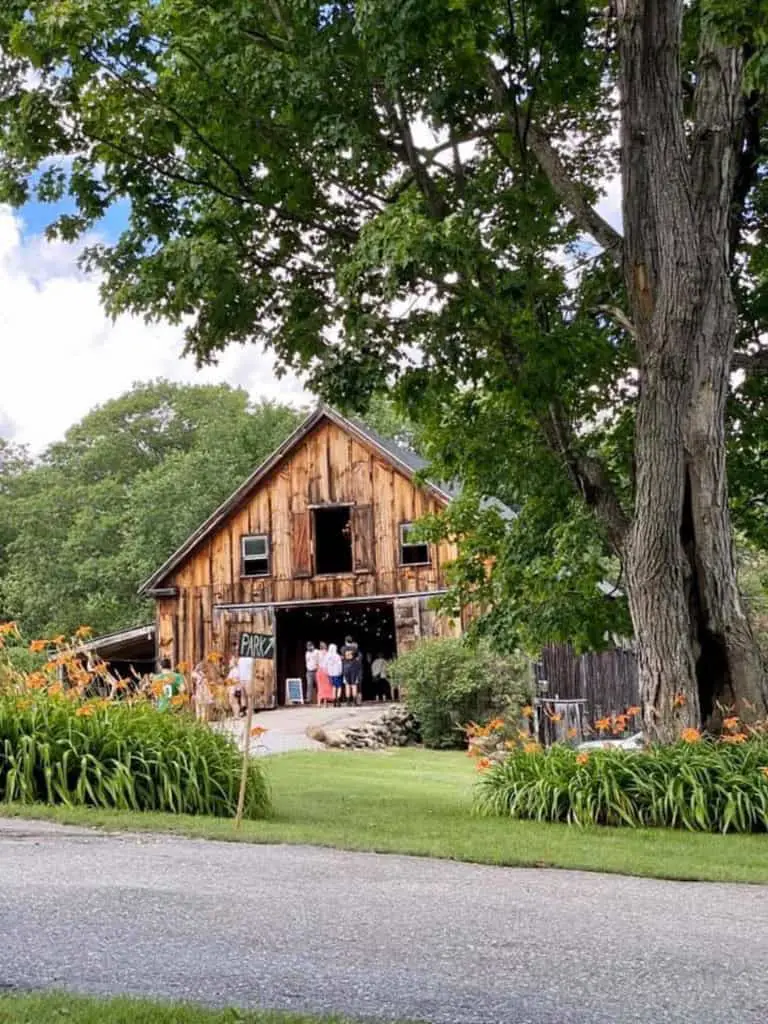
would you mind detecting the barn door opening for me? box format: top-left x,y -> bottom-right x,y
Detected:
313,506 -> 352,574
275,600 -> 397,703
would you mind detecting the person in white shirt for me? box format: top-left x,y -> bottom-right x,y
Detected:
305,641 -> 319,704
325,643 -> 344,707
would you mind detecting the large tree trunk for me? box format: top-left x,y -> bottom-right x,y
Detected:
617,0 -> 768,738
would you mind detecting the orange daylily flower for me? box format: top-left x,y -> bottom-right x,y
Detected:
74,625 -> 93,639
566,727 -> 578,739
523,740 -> 541,754
722,716 -> 740,731
28,639 -> 47,653
760,767 -> 768,779
721,732 -> 747,744
576,752 -> 589,766
626,706 -> 641,717
75,705 -> 94,717
680,727 -> 701,743
476,757 -> 491,772
487,718 -> 505,731
595,717 -> 611,732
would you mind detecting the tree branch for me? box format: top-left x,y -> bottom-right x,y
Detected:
732,348 -> 768,375
388,90 -> 449,219
597,304 -> 638,341
484,62 -> 624,260
542,401 -> 630,554
495,319 -> 629,553
730,87 -> 763,263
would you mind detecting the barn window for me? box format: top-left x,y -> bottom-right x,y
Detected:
313,506 -> 353,574
399,523 -> 431,566
241,535 -> 270,577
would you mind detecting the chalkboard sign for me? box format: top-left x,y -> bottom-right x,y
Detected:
239,632 -> 275,659
285,677 -> 304,705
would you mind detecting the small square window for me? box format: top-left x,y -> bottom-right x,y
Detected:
399,523 -> 431,566
242,535 -> 270,577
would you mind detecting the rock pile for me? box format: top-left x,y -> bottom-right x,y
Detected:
308,706 -> 421,750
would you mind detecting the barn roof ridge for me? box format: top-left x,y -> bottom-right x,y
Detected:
138,403 -> 457,595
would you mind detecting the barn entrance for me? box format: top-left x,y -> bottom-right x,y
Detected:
275,600 -> 397,704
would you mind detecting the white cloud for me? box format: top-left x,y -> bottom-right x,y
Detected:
0,206 -> 309,452
597,171 -> 623,232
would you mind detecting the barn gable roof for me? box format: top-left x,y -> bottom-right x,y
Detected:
138,405 -> 458,595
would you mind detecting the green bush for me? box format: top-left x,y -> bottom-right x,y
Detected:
391,638 -> 531,749
476,739 -> 768,833
0,694 -> 270,819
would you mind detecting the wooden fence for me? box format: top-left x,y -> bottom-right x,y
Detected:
533,642 -> 639,721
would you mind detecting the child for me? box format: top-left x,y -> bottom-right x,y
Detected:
226,655 -> 245,718
326,643 -> 343,707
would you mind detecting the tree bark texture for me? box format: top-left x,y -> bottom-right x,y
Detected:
616,0 -> 768,737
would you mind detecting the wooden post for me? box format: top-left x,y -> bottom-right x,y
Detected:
234,679 -> 255,829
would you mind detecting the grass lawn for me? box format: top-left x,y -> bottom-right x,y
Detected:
0,993 -> 366,1024
2,748 -> 768,883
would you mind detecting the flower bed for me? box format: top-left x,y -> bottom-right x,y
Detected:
475,726 -> 768,833
0,623 -> 269,818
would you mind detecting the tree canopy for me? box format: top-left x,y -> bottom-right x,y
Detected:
0,382 -> 302,636
2,1 -> 768,728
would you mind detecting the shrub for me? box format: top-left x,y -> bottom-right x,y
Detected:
391,638 -> 531,749
0,693 -> 270,819
475,737 -> 768,833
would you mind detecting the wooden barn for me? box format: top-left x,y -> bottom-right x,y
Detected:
137,405 -> 468,706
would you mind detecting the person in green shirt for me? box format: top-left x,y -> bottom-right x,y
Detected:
154,658 -> 185,711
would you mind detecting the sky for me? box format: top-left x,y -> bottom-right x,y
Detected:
0,173 -> 622,454
0,201 -> 309,453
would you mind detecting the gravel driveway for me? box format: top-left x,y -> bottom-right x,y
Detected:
1,818 -> 766,1024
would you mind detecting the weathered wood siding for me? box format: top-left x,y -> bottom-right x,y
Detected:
534,643 -> 639,719
393,595 -> 462,653
155,419 -> 458,671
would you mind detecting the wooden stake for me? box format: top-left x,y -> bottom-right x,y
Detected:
234,683 -> 255,829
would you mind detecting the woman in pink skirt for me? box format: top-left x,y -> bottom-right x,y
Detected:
316,641 -> 334,707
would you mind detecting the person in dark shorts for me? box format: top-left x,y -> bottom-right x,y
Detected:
341,635 -> 362,705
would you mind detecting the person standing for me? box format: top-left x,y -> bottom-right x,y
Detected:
326,643 -> 343,707
304,641 -> 319,704
226,655 -> 245,718
191,660 -> 214,722
153,658 -> 185,712
316,641 -> 333,707
341,635 -> 362,705
371,653 -> 391,702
